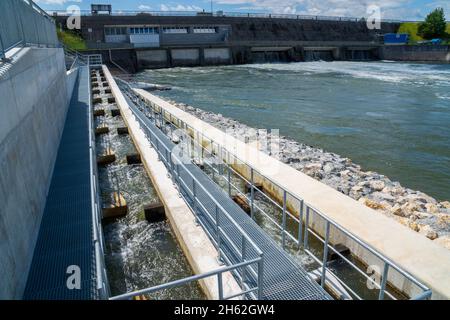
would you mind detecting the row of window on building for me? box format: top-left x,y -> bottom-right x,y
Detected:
105,26 -> 218,36
130,27 -> 159,34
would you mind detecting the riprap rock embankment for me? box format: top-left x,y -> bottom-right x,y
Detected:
167,99 -> 450,250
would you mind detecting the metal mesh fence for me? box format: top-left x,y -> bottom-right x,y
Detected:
0,0 -> 59,59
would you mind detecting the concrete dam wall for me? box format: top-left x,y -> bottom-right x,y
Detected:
228,19 -> 398,43
380,45 -> 450,62
0,48 -> 71,299
58,15 -> 399,71
58,15 -> 398,45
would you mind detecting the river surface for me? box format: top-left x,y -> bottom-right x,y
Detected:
136,61 -> 450,201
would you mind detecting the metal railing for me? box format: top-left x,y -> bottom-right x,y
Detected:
110,259 -> 261,300
88,67 -> 110,299
88,54 -> 103,67
0,0 -> 59,60
115,78 -> 264,300
63,47 -> 102,70
48,9 -> 408,23
123,84 -> 432,300
64,47 -> 87,69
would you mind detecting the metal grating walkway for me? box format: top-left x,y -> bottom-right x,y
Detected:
125,94 -> 331,300
23,67 -> 97,300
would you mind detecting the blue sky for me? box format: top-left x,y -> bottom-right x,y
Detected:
35,0 -> 449,20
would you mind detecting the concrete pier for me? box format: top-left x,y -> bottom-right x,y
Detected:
95,125 -> 109,135
97,147 -> 116,166
144,202 -> 166,223
117,127 -> 129,135
102,192 -> 128,219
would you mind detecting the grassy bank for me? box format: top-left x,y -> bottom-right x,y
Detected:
397,22 -> 450,44
57,29 -> 87,51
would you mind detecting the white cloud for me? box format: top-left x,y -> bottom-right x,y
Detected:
35,0 -> 82,5
138,5 -> 152,10
216,0 -> 423,20
160,4 -> 203,12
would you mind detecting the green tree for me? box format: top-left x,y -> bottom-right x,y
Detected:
418,8 -> 447,39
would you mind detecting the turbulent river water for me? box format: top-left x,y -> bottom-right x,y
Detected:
136,61 -> 450,201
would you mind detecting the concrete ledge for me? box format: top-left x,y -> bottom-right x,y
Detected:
103,65 -> 242,300
97,147 -> 116,166
95,125 -> 109,135
134,89 -> 450,300
102,192 -> 128,220
117,127 -> 129,135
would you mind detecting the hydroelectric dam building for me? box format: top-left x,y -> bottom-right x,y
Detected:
53,9 -> 400,71
1,0 -> 450,301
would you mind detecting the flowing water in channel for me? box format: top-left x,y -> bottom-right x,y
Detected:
136,61 -> 450,201
92,76 -> 204,299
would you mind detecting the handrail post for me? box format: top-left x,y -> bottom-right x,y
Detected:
282,190 -> 287,249
250,168 -> 254,219
176,160 -> 181,193
303,207 -> 310,249
218,272 -> 224,300
241,236 -> 247,288
321,221 -> 330,288
257,253 -> 264,299
298,199 -> 304,248
151,104 -> 156,123
219,146 -> 224,175
378,263 -> 389,300
0,33 -> 5,60
216,205 -> 222,262
156,139 -> 160,161
168,150 -> 174,180
193,179 -> 198,224
227,165 -> 231,196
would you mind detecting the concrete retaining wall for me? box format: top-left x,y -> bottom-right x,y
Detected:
170,48 -> 200,66
0,48 -> 70,299
136,49 -> 168,69
83,48 -> 138,73
379,45 -> 450,62
204,48 -> 231,64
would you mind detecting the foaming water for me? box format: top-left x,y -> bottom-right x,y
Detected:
96,98 -> 204,299
136,61 -> 450,200
242,61 -> 450,84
